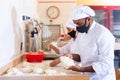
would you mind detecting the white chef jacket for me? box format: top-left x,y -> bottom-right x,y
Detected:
75,21 -> 116,80
59,38 -> 78,55
51,39 -> 78,55
58,38 -> 82,66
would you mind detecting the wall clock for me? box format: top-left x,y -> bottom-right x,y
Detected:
47,6 -> 60,19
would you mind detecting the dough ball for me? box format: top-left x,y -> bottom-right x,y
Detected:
44,69 -> 57,75
7,67 -> 23,75
22,66 -> 33,73
7,68 -> 16,75
60,56 -> 75,69
33,67 -> 44,74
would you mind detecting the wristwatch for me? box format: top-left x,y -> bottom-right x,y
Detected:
46,6 -> 60,19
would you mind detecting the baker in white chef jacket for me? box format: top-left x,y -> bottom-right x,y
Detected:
49,19 -> 81,66
67,5 -> 116,80
58,19 -> 79,56
49,19 -> 79,56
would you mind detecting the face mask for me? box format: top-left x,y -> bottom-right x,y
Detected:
76,18 -> 89,33
68,30 -> 76,38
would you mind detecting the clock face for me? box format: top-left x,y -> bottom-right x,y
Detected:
47,6 -> 60,19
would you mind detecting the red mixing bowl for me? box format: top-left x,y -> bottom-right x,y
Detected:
25,52 -> 44,62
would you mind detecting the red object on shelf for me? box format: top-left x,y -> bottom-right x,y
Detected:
60,34 -> 68,37
25,52 -> 44,62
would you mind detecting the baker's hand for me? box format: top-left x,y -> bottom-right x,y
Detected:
68,65 -> 81,72
63,53 -> 73,59
49,58 -> 61,67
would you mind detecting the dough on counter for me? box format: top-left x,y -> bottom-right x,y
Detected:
59,56 -> 75,69
33,67 -> 44,74
44,69 -> 57,75
6,68 -> 16,75
7,67 -> 24,75
22,66 -> 33,73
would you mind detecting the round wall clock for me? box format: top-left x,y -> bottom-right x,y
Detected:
46,6 -> 60,19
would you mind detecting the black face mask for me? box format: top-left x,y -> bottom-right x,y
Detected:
76,18 -> 89,33
68,30 -> 76,38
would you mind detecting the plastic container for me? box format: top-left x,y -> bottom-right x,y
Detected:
25,52 -> 44,62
